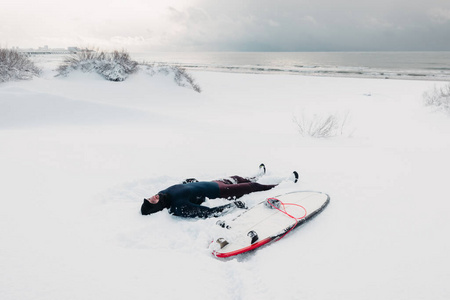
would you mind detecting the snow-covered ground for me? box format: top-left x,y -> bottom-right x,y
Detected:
1,60 -> 450,300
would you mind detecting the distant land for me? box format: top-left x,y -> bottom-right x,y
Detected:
14,45 -> 94,55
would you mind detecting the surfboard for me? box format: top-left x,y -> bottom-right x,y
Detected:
210,191 -> 330,258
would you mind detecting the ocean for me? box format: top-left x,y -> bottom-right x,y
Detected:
30,51 -> 450,81
132,51 -> 450,81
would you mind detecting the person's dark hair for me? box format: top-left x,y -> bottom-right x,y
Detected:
158,193 -> 168,204
141,193 -> 169,215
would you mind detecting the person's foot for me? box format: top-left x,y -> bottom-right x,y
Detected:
258,163 -> 266,176
289,171 -> 299,183
249,163 -> 266,182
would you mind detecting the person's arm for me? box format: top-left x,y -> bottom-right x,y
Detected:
170,201 -> 245,219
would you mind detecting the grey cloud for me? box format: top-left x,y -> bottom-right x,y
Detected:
157,0 -> 450,51
2,0 -> 449,51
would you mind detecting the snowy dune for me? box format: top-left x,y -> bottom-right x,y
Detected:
1,63 -> 450,300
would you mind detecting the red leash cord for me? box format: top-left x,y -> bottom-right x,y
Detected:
266,198 -> 307,240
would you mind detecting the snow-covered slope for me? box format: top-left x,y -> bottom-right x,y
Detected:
1,63 -> 449,300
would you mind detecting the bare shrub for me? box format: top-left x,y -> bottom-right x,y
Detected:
423,84 -> 450,114
56,49 -> 138,81
0,48 -> 41,83
140,63 -> 201,93
171,66 -> 202,93
293,111 -> 351,138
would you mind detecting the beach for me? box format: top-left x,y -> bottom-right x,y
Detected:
1,59 -> 450,299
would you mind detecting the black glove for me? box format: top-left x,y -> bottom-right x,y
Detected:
182,178 -> 199,184
233,200 -> 247,209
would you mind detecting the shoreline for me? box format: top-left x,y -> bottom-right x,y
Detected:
29,53 -> 450,82
186,66 -> 450,82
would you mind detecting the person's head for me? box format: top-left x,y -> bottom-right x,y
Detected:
141,193 -> 169,215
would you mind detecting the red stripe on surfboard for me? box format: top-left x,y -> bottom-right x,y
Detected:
213,237 -> 274,258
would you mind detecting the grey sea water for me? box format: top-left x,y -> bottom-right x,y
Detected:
132,51 -> 450,80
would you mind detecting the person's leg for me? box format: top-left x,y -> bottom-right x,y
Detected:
213,178 -> 234,185
230,175 -> 253,183
216,182 -> 277,200
214,175 -> 254,185
214,164 -> 266,185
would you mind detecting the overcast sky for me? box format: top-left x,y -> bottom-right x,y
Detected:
1,0 -> 450,51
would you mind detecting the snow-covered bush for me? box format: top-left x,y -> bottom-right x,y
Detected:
0,48 -> 41,83
56,50 -> 201,92
56,50 -> 138,82
293,111 -> 351,138
423,84 -> 450,114
141,63 -> 201,93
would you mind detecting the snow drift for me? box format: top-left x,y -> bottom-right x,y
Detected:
1,58 -> 450,300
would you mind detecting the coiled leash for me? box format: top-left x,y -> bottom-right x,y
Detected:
266,197 -> 307,240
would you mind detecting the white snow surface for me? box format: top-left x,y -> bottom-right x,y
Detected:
1,62 -> 450,300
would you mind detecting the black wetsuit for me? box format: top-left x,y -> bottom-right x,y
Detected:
141,176 -> 277,218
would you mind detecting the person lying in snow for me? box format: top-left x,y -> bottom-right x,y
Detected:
141,164 -> 299,218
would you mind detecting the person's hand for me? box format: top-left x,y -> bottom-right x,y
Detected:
233,200 -> 247,209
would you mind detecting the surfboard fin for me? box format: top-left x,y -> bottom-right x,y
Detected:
216,238 -> 229,249
248,230 -> 259,244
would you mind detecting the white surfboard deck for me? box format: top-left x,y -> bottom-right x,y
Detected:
211,191 -> 330,258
